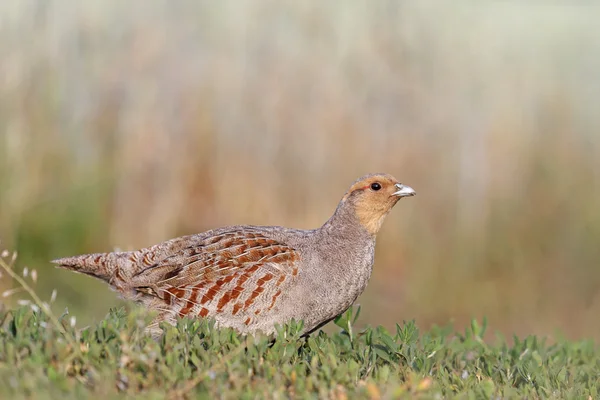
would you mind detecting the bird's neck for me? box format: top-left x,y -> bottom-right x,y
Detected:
319,200 -> 374,242
315,199 -> 377,305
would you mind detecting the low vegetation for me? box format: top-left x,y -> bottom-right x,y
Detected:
0,303 -> 598,399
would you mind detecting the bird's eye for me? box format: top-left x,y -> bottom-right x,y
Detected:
370,182 -> 382,191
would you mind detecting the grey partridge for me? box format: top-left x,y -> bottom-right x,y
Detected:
53,173 -> 416,336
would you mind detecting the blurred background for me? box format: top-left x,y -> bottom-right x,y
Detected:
1,1 -> 599,340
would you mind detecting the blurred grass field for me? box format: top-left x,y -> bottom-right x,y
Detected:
1,1 -> 600,340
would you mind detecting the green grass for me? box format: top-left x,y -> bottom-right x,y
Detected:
0,305 -> 598,400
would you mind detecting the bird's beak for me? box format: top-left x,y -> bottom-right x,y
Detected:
392,183 -> 416,197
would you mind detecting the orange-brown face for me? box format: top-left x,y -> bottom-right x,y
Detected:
343,173 -> 416,235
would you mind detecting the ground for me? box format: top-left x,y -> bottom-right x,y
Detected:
0,305 -> 598,400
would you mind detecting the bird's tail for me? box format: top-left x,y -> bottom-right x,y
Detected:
52,252 -> 130,288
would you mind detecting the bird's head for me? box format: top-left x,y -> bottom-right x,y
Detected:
340,173 -> 416,235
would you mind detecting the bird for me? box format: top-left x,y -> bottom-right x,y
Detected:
53,173 -> 415,337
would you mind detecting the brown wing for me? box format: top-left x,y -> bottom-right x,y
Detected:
131,229 -> 300,324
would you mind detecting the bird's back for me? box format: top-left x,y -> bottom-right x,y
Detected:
54,225 -> 309,335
